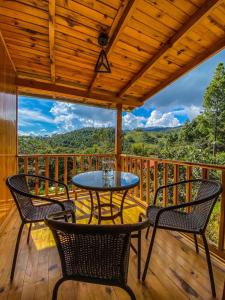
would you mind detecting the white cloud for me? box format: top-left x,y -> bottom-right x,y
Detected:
173,105 -> 202,121
122,113 -> 146,130
19,108 -> 54,125
50,102 -> 116,132
146,110 -> 180,127
122,110 -> 180,130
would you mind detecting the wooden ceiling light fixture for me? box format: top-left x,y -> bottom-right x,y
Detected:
95,32 -> 111,73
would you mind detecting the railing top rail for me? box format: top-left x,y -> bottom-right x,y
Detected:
18,153 -> 115,158
121,154 -> 225,171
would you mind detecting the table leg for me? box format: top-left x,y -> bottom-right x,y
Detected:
110,192 -> 115,224
95,191 -> 102,224
120,190 -> 128,224
88,191 -> 94,224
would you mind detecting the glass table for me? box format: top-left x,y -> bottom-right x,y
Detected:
72,171 -> 139,224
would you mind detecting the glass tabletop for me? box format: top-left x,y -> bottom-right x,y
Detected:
72,171 -> 139,191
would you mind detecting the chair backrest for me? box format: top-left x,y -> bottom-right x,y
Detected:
191,179 -> 222,231
45,216 -> 149,285
6,174 -> 35,221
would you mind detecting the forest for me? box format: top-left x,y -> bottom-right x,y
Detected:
19,63 -> 225,165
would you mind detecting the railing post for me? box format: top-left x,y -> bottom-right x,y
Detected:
163,163 -> 168,206
146,160 -> 150,205
45,156 -> 49,196
173,164 -> 179,205
115,103 -> 122,171
219,170 -> 225,251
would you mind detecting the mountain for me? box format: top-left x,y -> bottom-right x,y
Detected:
18,126 -> 180,155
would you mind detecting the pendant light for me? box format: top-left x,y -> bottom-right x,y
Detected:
95,32 -> 111,73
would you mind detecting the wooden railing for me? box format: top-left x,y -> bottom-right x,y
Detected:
18,153 -> 115,197
18,153 -> 225,260
121,154 -> 225,260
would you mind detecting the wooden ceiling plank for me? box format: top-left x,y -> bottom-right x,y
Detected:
139,36 -> 225,102
16,78 -> 140,107
87,0 -> 140,93
49,0 -> 55,82
118,0 -> 223,97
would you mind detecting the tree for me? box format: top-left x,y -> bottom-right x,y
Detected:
203,63 -> 225,156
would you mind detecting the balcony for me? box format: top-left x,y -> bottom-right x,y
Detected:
0,153 -> 224,299
1,0 -> 225,299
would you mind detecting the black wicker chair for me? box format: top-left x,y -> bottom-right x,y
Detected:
45,211 -> 150,300
6,174 -> 75,281
142,179 -> 222,298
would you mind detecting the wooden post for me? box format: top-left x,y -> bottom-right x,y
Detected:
115,104 -> 122,171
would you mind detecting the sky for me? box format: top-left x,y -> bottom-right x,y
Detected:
18,49 -> 225,136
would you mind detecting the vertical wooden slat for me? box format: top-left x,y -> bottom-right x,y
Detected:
24,156 -> 28,174
146,160 -> 150,205
115,104 -> 122,171
163,163 -> 168,207
125,156 -> 129,172
173,164 -> 179,205
88,157 -> 92,171
202,168 -> 209,179
153,161 -> 158,197
64,156 -> 68,185
186,166 -> 192,201
121,156 -> 124,171
219,170 -> 225,251
45,156 -> 49,196
55,157 -> 59,195
134,159 -> 138,197
140,159 -> 143,200
95,156 -> 99,170
186,166 -> 192,212
35,157 -> 39,195
80,156 -> 84,172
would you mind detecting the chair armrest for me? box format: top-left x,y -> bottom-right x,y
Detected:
45,210 -> 74,221
153,197 -> 213,227
31,194 -> 66,211
153,179 -> 199,205
32,175 -> 71,200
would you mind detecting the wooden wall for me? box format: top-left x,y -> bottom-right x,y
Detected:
0,33 -> 17,225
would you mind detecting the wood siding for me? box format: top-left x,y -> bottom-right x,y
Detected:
0,33 -> 17,226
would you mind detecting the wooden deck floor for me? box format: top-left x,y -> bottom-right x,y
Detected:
0,192 -> 225,300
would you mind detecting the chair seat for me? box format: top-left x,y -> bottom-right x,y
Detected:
25,200 -> 75,222
147,205 -> 200,232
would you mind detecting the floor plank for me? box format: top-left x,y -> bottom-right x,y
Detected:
0,192 -> 225,300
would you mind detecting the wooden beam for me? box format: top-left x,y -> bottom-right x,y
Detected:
115,104 -> 122,171
0,31 -> 16,73
49,0 -> 55,82
141,37 -> 225,102
118,0 -> 223,97
16,77 -> 140,107
88,0 -> 139,93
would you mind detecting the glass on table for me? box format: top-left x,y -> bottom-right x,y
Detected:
102,159 -> 115,178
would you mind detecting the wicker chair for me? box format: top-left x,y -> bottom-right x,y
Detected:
6,174 -> 75,281
45,211 -> 150,300
142,179 -> 222,298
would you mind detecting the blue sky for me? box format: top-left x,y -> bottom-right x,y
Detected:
18,49 -> 225,136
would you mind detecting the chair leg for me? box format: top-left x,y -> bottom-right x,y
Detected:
137,231 -> 141,280
27,223 -> 32,244
142,226 -> 157,282
52,278 -> 65,300
145,225 -> 150,239
202,233 -> 216,298
10,223 -> 24,281
194,234 -> 199,254
122,285 -> 136,300
71,211 -> 76,223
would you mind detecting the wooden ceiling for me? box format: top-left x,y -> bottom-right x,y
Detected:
1,0 -> 225,110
